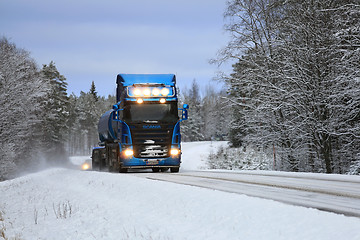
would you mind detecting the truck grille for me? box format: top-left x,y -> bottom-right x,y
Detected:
137,145 -> 169,158
129,123 -> 173,158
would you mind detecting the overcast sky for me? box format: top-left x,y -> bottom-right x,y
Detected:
0,0 -> 231,96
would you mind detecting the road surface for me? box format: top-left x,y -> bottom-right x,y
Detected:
133,170 -> 360,217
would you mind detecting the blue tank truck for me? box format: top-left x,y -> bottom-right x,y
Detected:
91,74 -> 189,173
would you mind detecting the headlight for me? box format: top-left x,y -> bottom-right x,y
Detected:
124,149 -> 134,156
170,148 -> 180,156
81,163 -> 90,170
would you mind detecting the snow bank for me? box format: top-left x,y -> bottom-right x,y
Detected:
181,141 -> 228,170
69,156 -> 91,166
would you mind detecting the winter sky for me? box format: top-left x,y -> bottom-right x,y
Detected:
0,0 -> 231,96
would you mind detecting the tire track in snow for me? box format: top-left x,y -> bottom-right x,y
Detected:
139,171 -> 360,218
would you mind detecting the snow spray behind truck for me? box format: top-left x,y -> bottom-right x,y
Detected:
92,74 -> 189,173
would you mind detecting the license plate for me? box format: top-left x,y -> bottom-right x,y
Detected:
146,159 -> 159,165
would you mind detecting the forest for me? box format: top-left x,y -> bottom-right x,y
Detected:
0,37 -> 230,180
211,0 -> 359,174
1,0 -> 359,180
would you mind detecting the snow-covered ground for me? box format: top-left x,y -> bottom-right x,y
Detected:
1,141 -> 360,240
181,141 -> 228,170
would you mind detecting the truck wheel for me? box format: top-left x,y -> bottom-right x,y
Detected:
99,159 -> 105,171
160,167 -> 169,172
152,168 -> 160,173
170,167 -> 179,173
109,162 -> 120,173
119,167 -> 128,173
91,156 -> 99,171
92,162 -> 99,171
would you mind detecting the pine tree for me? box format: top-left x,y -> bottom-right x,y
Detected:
66,82 -> 112,155
181,79 -> 205,141
90,81 -> 99,102
40,61 -> 70,165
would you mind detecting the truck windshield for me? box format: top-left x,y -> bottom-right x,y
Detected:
123,102 -> 179,123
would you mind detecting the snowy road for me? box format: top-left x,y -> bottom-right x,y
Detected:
1,168 -> 360,240
138,170 -> 360,218
1,142 -> 360,239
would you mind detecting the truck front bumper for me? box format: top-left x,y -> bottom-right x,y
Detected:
120,156 -> 181,169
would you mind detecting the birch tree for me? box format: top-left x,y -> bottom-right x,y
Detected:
0,38 -> 49,179
215,0 -> 360,173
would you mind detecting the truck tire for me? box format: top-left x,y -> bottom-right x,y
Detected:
170,167 -> 179,173
92,161 -> 99,171
91,154 -> 99,171
92,148 -> 104,171
152,168 -> 160,173
99,158 -> 106,171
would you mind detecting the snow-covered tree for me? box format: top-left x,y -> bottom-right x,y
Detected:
40,61 -> 70,165
89,81 -> 99,102
215,0 -> 360,174
179,79 -> 231,142
0,37 -> 49,179
66,83 -> 114,155
181,79 -> 205,141
202,85 -> 231,141
271,0 -> 360,173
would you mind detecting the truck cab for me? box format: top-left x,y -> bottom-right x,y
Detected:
92,74 -> 188,173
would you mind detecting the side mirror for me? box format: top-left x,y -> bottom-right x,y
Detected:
182,109 -> 188,120
181,104 -> 189,121
112,102 -> 123,111
112,104 -> 123,121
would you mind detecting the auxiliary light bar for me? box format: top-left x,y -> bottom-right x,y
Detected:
127,86 -> 174,97
136,98 -> 166,104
